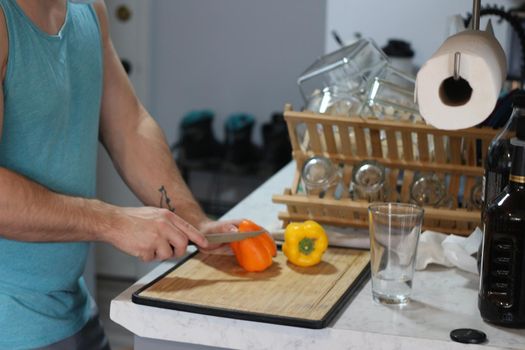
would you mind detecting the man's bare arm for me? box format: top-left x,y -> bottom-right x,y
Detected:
94,2 -> 209,229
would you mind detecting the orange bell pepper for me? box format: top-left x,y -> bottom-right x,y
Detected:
230,220 -> 276,272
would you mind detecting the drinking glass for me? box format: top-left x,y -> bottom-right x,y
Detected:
368,203 -> 424,305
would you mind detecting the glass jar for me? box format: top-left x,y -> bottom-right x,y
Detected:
298,38 -> 388,104
305,86 -> 363,116
410,172 -> 446,207
351,160 -> 386,201
301,156 -> 342,198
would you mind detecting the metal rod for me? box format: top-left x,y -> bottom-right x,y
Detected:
472,0 -> 481,30
454,52 -> 461,80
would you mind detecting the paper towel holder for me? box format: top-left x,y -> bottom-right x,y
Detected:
454,52 -> 461,81
435,0 -> 478,107
439,51 -> 473,107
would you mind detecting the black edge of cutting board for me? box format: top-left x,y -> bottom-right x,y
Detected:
132,249 -> 370,329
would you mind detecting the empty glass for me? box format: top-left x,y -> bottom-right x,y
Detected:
368,203 -> 424,305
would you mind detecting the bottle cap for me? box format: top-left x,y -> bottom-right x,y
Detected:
450,328 -> 487,344
382,39 -> 414,58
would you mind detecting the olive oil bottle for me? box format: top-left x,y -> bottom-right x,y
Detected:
483,94 -> 525,209
479,136 -> 525,327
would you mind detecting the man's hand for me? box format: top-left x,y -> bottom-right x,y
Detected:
104,207 -> 210,262
104,208 -> 243,261
198,219 -> 241,252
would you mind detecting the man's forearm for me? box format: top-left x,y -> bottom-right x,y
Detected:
0,167 -> 115,242
0,166 -> 211,259
105,107 -> 208,229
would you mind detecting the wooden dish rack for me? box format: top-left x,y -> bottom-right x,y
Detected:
272,105 -> 499,236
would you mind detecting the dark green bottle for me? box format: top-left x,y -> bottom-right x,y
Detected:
479,136 -> 525,327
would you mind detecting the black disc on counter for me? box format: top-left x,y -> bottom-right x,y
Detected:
450,328 -> 487,344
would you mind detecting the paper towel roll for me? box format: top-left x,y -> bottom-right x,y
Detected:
416,29 -> 507,130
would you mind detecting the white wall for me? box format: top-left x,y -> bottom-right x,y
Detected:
326,0 -> 523,67
150,0 -> 327,146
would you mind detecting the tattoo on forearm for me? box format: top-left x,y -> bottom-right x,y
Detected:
158,186 -> 175,212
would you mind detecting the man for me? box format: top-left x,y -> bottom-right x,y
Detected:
0,0 -> 237,349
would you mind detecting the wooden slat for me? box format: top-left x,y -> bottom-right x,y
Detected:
401,131 -> 414,161
388,169 -> 400,202
353,126 -> 367,156
307,123 -> 322,153
284,111 -> 498,140
286,120 -> 301,152
340,164 -> 353,199
417,132 -> 430,162
273,194 -> 481,222
323,125 -> 337,154
447,137 -> 462,208
291,162 -> 302,195
282,189 -> 298,215
314,154 -> 484,176
464,176 -> 476,209
386,130 -> 399,160
463,138 -> 478,212
433,134 -> 446,163
337,124 -> 353,156
481,139 -> 490,167
465,137 -> 477,167
277,212 -> 474,236
370,129 -> 382,157
400,170 -> 414,203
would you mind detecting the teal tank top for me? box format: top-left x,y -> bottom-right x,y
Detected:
0,1 -> 103,348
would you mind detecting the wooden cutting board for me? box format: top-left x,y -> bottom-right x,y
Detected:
132,247 -> 370,329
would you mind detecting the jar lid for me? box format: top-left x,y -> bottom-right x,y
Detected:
450,328 -> 487,344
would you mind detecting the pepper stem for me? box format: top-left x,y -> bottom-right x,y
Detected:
299,237 -> 315,255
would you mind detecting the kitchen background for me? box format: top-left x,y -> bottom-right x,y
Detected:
89,0 -> 523,348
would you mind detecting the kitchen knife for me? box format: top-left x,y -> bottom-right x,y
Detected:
205,229 -> 267,244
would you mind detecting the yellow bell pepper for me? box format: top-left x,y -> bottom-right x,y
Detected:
282,220 -> 328,267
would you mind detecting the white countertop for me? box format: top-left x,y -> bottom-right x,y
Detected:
110,162 -> 525,350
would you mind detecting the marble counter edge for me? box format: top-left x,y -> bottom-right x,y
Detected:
111,290 -> 502,350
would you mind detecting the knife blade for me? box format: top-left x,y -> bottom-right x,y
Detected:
205,229 -> 267,244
